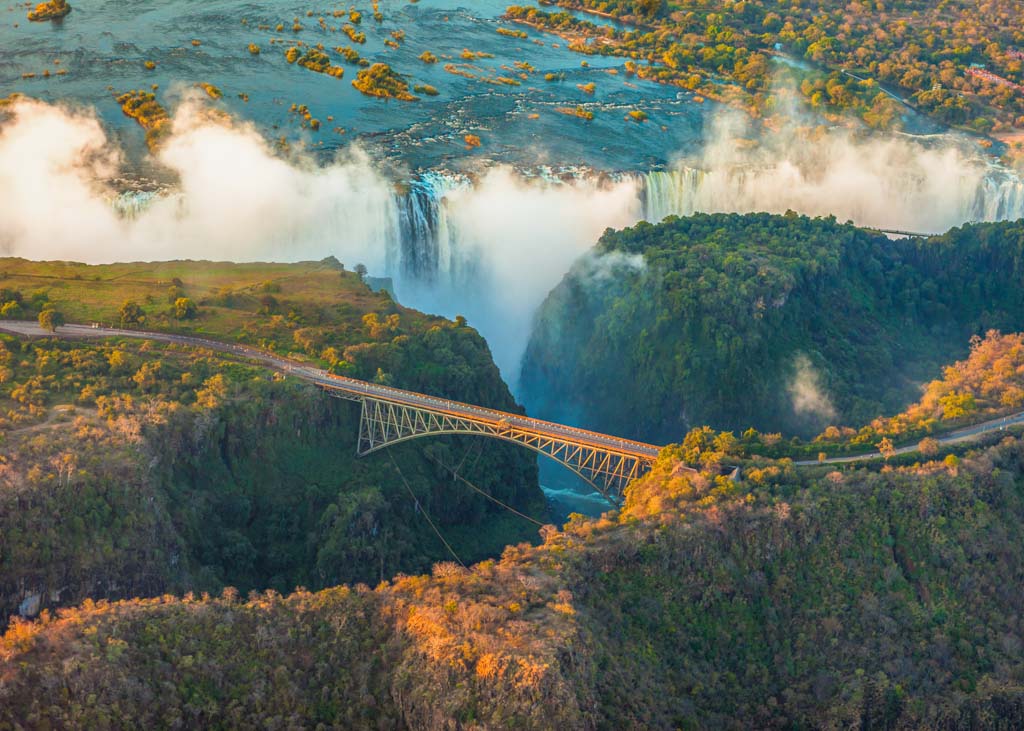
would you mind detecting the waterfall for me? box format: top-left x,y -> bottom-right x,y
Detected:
972,173 -> 1024,222
636,163 -> 1024,233
106,163 -> 1024,299
108,190 -> 162,219
393,171 -> 470,288
638,167 -> 704,223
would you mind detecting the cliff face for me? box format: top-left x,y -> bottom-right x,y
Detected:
5,432 -> 1024,728
519,214 -> 1024,442
151,377 -> 541,597
0,321 -> 542,625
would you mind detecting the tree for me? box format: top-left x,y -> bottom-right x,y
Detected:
877,437 -> 896,461
119,300 -> 145,327
712,431 -> 738,455
939,391 -> 976,419
354,264 -> 368,281
918,437 -> 940,458
259,295 -> 278,315
173,297 -> 197,320
38,308 -> 65,332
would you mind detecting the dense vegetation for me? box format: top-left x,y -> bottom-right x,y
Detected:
352,62 -> 417,101
4,417 -> 1024,727
520,214 -> 1024,442
285,45 -> 346,79
0,258 -> 543,624
116,90 -> 171,150
769,329 -> 1024,461
511,0 -> 1024,135
26,0 -> 69,22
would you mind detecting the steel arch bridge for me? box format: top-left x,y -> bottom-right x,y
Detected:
325,390 -> 669,504
0,320 -> 673,504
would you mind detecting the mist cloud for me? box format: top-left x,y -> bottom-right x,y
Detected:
788,354 -> 837,425
648,112 -> 1023,233
0,96 -> 399,266
578,251 -> 646,283
0,98 -> 123,257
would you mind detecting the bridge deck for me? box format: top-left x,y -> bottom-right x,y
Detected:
0,321 -> 663,460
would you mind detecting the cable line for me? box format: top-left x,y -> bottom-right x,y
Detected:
387,451 -> 466,568
425,450 -> 547,528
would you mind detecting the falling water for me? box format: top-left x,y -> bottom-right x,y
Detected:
972,172 -> 1024,222
393,171 -> 470,287
108,190 -> 163,220
107,163 -> 1024,299
638,164 -> 1024,233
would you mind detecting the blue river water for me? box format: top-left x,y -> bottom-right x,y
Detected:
0,0 -> 712,172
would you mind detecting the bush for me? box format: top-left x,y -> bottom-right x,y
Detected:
173,297 -> 197,320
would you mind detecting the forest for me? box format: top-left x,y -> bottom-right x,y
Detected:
4,239 -> 1024,726
520,214 -> 1024,443
0,258 -> 543,624
3,403 -> 1024,727
512,0 -> 1024,134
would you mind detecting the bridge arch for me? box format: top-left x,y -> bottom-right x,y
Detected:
348,395 -> 656,504
360,429 -> 629,504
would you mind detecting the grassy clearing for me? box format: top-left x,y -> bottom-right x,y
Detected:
0,257 -> 428,355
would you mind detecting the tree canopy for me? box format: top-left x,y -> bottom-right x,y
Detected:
521,213 -> 1024,441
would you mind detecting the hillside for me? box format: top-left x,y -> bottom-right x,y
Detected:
519,214 -> 1024,442
3,419 -> 1024,727
0,258 -> 543,623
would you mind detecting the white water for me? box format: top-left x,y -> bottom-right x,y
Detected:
639,164 -> 1024,234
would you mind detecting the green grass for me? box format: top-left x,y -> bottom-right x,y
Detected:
0,257 -> 429,355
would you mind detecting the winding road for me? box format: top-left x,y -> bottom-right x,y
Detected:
0,321 -> 662,459
794,409 -> 1024,466
2,320 -> 1021,467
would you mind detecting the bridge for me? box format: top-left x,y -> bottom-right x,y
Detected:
0,322 -> 671,503
863,226 -> 939,238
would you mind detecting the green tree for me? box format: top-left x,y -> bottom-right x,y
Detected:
173,297 -> 198,320
939,391 -> 976,420
38,308 -> 65,332
119,300 -> 145,327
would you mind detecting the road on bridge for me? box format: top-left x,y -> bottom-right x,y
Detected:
0,321 -> 662,460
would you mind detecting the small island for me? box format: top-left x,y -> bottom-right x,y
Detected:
352,63 -> 416,101
196,82 -> 223,100
557,104 -> 594,120
116,90 -> 171,150
27,0 -> 70,21
286,47 -> 345,79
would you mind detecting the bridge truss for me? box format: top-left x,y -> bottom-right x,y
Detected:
329,393 -> 655,503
